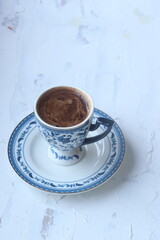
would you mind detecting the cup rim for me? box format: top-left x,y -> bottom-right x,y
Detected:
34,86 -> 94,130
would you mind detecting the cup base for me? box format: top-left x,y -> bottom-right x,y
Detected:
48,146 -> 85,166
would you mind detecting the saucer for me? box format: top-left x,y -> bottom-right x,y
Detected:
8,108 -> 125,194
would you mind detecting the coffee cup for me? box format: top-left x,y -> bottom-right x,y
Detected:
34,86 -> 114,166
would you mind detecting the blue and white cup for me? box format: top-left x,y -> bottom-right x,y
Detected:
34,86 -> 114,166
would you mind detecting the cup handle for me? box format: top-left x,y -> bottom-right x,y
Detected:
82,117 -> 114,145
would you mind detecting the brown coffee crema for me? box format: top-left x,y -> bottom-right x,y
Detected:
37,87 -> 90,127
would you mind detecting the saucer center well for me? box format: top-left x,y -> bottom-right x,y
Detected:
24,127 -> 110,182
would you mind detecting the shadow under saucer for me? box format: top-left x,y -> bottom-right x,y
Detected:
78,137 -> 135,199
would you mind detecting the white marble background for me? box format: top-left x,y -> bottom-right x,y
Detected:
1,0 -> 160,239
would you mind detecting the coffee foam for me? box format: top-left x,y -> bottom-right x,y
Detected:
37,87 -> 89,127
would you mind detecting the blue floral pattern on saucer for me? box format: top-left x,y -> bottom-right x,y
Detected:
8,109 -> 125,194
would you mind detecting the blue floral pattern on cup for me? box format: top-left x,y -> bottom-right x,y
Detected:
36,119 -> 90,151
50,146 -> 83,160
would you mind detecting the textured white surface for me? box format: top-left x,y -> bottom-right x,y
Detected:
1,0 -> 160,239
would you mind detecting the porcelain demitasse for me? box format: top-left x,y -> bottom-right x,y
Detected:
34,86 -> 114,166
